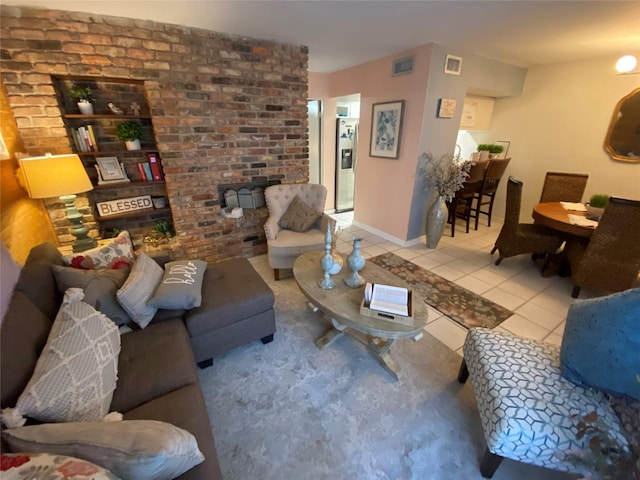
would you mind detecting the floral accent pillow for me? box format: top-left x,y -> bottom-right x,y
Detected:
0,453 -> 119,479
63,230 -> 135,270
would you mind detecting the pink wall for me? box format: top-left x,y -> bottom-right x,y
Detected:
310,45 -> 433,241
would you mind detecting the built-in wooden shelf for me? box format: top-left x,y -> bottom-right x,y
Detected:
93,180 -> 165,190
63,114 -> 152,120
97,206 -> 171,221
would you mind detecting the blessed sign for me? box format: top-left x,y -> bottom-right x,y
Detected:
97,195 -> 152,217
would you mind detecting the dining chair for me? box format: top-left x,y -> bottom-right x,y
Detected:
564,197 -> 640,298
491,177 -> 563,266
264,183 -> 333,280
447,161 -> 487,237
474,158 -> 511,230
539,172 -> 589,203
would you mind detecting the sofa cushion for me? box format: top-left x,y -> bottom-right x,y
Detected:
560,288 -> 640,400
110,319 -> 198,413
278,195 -> 321,232
2,420 -> 204,480
147,260 -> 207,310
13,243 -> 63,321
4,289 -> 120,426
63,230 -> 135,270
52,265 -> 131,326
0,292 -> 52,409
116,252 -> 163,328
124,384 -> 223,480
184,258 -> 275,337
0,453 -> 119,479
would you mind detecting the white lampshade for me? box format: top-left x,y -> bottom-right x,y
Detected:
615,55 -> 638,74
19,153 -> 93,199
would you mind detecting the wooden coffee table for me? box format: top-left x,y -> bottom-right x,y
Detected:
293,251 -> 427,380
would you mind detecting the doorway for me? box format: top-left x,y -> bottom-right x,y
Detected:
307,99 -> 322,184
334,94 -> 360,212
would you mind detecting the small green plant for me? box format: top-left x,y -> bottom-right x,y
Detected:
589,194 -> 610,208
477,144 -> 504,154
68,84 -> 93,103
115,121 -> 143,142
153,220 -> 174,237
103,227 -> 122,239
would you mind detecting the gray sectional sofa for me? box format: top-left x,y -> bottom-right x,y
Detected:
1,242 -> 276,479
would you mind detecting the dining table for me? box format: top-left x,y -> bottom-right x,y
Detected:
531,202 -> 596,238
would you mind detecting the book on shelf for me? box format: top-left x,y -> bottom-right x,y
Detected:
71,126 -> 98,152
142,162 -> 154,182
365,283 -> 409,317
147,152 -> 163,181
136,163 -> 147,181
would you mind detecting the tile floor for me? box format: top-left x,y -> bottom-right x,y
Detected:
328,210 -> 599,357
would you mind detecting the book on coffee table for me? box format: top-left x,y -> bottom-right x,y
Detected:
368,283 -> 409,316
360,283 -> 413,326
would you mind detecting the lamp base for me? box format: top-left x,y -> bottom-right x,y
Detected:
60,194 -> 97,253
72,237 -> 98,253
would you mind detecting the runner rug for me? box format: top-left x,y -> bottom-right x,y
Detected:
369,252 -> 513,329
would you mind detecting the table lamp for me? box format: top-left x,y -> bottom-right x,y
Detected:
19,153 -> 97,252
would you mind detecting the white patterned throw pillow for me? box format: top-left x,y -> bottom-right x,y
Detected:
1,289 -> 120,428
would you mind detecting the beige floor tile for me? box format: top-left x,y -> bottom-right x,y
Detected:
424,317 -> 468,351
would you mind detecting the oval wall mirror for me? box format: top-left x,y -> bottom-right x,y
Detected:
604,87 -> 640,163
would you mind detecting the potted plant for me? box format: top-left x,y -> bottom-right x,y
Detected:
68,84 -> 94,115
115,121 -> 143,150
477,144 -> 504,160
586,194 -> 610,221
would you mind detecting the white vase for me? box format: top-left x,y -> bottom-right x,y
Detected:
426,195 -> 447,249
329,249 -> 343,275
77,101 -> 93,115
125,139 -> 141,151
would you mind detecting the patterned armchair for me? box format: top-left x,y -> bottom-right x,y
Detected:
457,327 -> 633,478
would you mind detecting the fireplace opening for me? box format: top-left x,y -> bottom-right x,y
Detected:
218,180 -> 281,209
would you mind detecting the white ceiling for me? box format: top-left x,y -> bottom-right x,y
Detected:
4,0 -> 640,73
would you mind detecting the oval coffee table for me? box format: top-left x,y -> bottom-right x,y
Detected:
293,251 -> 427,380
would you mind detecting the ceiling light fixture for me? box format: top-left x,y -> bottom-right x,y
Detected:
615,55 -> 639,75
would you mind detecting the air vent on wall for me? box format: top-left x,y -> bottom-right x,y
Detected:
392,56 -> 414,77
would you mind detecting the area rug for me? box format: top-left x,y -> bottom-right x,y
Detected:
369,252 -> 513,329
197,259 -> 571,480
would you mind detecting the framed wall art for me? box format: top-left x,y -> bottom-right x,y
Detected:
369,100 -> 405,159
444,54 -> 462,75
438,98 -> 457,118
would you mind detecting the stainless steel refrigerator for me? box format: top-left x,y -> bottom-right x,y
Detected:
335,117 -> 358,212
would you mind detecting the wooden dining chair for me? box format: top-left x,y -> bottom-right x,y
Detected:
491,177 -> 563,266
539,172 -> 589,203
447,161 -> 487,237
564,197 -> 640,298
474,158 -> 511,230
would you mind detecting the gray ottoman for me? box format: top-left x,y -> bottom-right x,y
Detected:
184,257 -> 276,367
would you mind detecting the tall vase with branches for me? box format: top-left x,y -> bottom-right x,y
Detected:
418,152 -> 471,248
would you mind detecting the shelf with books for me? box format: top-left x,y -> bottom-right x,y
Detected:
93,180 -> 165,190
52,75 -> 173,233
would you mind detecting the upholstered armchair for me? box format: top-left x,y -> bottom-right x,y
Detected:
264,184 -> 333,280
458,289 -> 640,478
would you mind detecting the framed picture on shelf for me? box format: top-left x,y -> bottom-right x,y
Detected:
96,156 -> 128,184
369,100 -> 405,159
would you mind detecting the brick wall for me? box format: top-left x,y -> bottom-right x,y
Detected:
0,77 -> 59,265
0,5 -> 309,262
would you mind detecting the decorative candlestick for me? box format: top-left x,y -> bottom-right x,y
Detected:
344,237 -> 366,288
318,224 -> 335,290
